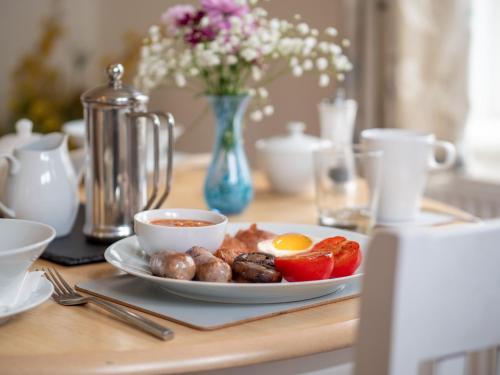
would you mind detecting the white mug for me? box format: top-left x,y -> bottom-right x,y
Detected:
361,128 -> 457,222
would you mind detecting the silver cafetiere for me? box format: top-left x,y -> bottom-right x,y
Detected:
81,63 -> 174,242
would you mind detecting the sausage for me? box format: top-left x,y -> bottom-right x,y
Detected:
149,251 -> 196,280
186,246 -> 232,282
186,246 -> 215,264
232,253 -> 282,283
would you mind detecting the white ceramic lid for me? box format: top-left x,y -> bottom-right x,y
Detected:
255,122 -> 326,153
0,119 -> 41,155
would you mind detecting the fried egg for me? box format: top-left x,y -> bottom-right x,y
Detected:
257,233 -> 319,257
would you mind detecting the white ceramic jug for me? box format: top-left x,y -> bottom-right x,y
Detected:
0,133 -> 82,237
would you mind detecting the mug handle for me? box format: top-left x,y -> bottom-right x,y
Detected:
0,154 -> 20,218
429,140 -> 457,171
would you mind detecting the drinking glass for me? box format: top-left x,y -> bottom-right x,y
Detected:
313,145 -> 383,234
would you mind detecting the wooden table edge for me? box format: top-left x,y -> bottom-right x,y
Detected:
0,318 -> 357,375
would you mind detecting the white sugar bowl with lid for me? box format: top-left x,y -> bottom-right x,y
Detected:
255,122 -> 330,194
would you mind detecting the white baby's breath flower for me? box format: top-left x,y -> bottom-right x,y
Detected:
325,27 -> 338,37
250,110 -> 264,122
241,48 -> 258,62
337,73 -> 345,81
230,16 -> 242,29
334,55 -> 350,70
149,25 -> 160,41
253,7 -> 267,18
197,49 -> 220,67
155,65 -> 167,77
179,51 -> 192,68
174,73 -> 186,87
342,38 -> 351,47
208,41 -> 221,53
150,43 -> 163,53
319,74 -> 330,87
304,37 -> 317,48
294,14 -> 301,20
194,43 -> 204,54
229,35 -> 241,47
258,30 -> 271,43
247,35 -> 260,48
258,87 -> 269,98
252,66 -> 263,81
289,56 -> 299,66
311,28 -> 319,37
189,67 -> 199,76
318,41 -> 329,53
263,105 -> 274,116
140,46 -> 150,59
249,0 -> 258,5
302,59 -> 313,71
330,43 -> 342,55
226,55 -> 238,65
280,20 -> 291,32
316,57 -> 328,71
248,88 -> 256,97
270,18 -> 280,31
200,16 -> 210,27
297,22 -> 309,35
292,65 -> 303,77
261,44 -> 273,55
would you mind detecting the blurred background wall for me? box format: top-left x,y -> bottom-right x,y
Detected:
0,0 -> 364,163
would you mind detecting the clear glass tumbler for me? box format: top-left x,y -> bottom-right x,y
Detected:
313,145 -> 383,234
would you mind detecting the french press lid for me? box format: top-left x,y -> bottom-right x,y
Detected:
81,63 -> 148,107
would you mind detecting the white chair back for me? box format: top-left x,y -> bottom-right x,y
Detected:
354,220 -> 500,375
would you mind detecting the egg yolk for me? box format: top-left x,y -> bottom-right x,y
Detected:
272,233 -> 313,251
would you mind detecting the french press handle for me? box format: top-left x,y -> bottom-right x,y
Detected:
151,112 -> 175,209
128,112 -> 161,211
128,111 -> 175,211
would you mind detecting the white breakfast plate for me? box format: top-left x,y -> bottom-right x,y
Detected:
0,276 -> 53,324
104,223 -> 368,304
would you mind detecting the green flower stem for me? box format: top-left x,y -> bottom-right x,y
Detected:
221,127 -> 236,150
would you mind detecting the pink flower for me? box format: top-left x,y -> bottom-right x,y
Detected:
201,0 -> 249,30
161,5 -> 196,33
201,0 -> 249,17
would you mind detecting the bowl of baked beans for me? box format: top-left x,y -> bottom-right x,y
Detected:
134,208 -> 228,255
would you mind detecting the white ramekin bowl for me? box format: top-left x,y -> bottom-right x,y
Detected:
134,208 -> 228,255
0,219 -> 56,296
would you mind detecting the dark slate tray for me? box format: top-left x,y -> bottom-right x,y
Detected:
41,205 -> 114,266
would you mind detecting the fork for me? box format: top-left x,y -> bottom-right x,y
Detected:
41,268 -> 174,341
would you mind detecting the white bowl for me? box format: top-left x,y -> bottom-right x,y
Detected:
255,123 -> 331,194
134,209 -> 228,255
0,219 -> 56,295
62,119 -> 86,147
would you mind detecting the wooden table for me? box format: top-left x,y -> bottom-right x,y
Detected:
0,166 -> 473,375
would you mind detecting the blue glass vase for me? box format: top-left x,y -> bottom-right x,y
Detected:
204,94 -> 253,215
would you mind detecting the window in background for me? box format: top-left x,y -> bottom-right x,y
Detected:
464,0 -> 500,180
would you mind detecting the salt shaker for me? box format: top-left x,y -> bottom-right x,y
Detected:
318,88 -> 358,145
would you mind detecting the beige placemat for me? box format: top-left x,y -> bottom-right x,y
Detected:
77,275 -> 360,330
